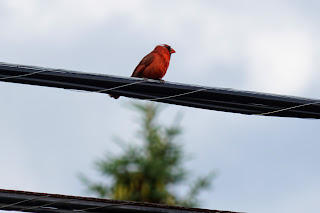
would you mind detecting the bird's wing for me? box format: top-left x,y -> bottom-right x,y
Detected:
131,53 -> 154,77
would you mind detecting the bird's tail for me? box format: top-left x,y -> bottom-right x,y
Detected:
109,94 -> 120,99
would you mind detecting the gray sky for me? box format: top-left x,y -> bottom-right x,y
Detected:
0,1 -> 320,212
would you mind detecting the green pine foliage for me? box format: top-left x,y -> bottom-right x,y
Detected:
80,103 -> 214,207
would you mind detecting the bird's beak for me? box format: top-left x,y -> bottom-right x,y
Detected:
170,48 -> 176,54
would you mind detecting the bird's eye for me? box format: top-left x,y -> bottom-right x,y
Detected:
166,46 -> 171,52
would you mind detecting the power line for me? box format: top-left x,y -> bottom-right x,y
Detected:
0,189 -> 239,213
0,62 -> 320,119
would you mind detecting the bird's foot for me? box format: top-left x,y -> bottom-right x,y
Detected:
158,79 -> 165,84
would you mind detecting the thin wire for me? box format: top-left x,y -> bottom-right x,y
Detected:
0,68 -> 144,95
0,70 -> 46,80
95,81 -> 144,93
145,87 -> 208,101
73,202 -> 132,212
19,198 -> 77,211
0,195 -> 51,209
256,102 -> 318,116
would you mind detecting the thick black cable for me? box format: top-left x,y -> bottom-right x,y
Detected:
0,62 -> 320,119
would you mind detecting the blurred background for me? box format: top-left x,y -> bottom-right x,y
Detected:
0,0 -> 320,212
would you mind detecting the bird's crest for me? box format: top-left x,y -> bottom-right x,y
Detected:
160,44 -> 175,54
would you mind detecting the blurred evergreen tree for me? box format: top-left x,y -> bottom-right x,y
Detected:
80,103 -> 214,207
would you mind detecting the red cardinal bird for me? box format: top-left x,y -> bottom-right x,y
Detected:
109,44 -> 176,99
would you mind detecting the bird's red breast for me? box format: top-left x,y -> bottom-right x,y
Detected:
110,44 -> 175,99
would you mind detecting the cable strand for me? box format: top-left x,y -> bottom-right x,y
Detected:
95,81 -> 144,93
256,102 -> 319,116
0,70 -> 46,80
144,87 -> 208,101
0,195 -> 51,209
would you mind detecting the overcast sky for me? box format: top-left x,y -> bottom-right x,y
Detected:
0,1 -> 320,213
